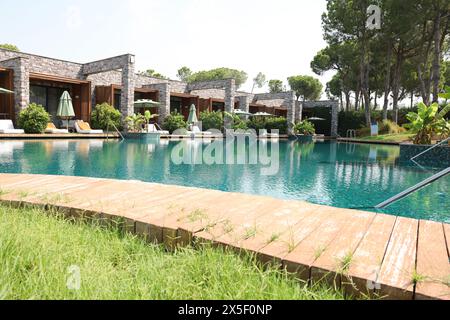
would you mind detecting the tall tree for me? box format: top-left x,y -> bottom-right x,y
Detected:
187,68 -> 248,89
268,80 -> 285,93
251,72 -> 266,93
287,75 -> 323,102
177,67 -> 192,82
139,69 -> 168,79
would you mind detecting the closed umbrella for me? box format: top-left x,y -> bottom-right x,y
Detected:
187,104 -> 198,124
0,87 -> 14,94
57,91 -> 75,131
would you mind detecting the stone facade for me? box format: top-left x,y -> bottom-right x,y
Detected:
303,100 -> 339,137
253,92 -> 297,134
0,48 -> 303,134
0,48 -> 83,78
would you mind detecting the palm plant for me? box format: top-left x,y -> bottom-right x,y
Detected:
293,120 -> 316,135
406,102 -> 450,145
144,110 -> 158,131
125,113 -> 145,132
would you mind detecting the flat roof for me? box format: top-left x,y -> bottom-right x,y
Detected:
29,72 -> 90,85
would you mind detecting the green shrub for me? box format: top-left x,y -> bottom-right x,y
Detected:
293,120 -> 315,135
248,117 -> 266,131
91,103 -> 122,131
163,112 -> 187,133
265,117 -> 288,134
17,103 -> 50,134
199,111 -> 223,131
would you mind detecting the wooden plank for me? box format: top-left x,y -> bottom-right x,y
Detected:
310,210 -> 375,287
376,217 -> 418,300
415,221 -> 450,300
257,207 -> 335,265
342,214 -> 397,298
233,201 -> 319,255
282,209 -> 357,281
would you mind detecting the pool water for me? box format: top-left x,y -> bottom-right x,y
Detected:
0,139 -> 448,223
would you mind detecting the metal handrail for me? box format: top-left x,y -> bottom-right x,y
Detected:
411,137 -> 450,161
375,167 -> 450,209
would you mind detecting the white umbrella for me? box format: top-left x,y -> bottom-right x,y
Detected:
251,112 -> 274,117
134,99 -> 161,109
233,109 -> 252,116
307,117 -> 326,121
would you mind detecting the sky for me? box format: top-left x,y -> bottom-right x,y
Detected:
0,0 -> 332,94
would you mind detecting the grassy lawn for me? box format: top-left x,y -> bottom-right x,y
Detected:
0,204 -> 344,300
355,133 -> 414,143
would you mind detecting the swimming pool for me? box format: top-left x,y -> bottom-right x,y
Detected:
0,139 -> 448,223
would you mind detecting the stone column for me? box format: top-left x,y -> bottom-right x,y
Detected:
294,100 -> 303,122
120,55 -> 135,120
330,102 -> 339,137
287,92 -> 296,135
236,95 -> 250,113
224,79 -> 236,129
0,57 -> 30,122
157,83 -> 170,125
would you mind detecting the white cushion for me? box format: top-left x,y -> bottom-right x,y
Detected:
45,129 -> 69,134
0,129 -> 25,134
75,122 -> 103,134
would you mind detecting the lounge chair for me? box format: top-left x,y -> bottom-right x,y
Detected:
75,120 -> 104,134
259,129 -> 279,139
0,120 -> 25,134
147,124 -> 169,135
45,123 -> 69,134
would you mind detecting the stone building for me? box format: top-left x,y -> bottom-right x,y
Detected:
0,48 -> 337,136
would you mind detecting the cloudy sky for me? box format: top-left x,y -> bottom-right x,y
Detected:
0,0 -> 332,93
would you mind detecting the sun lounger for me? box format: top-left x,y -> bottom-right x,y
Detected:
0,120 -> 24,134
147,124 -> 169,135
75,120 -> 104,134
45,123 -> 69,134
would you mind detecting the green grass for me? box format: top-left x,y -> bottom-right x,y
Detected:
0,204 -> 345,300
356,133 -> 414,143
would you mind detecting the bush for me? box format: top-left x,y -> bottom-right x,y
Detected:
17,103 -> 50,134
91,103 -> 122,131
293,120 -> 315,135
248,117 -> 266,131
199,111 -> 223,131
265,117 -> 288,134
163,112 -> 187,133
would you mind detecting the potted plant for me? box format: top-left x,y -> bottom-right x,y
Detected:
293,120 -> 316,143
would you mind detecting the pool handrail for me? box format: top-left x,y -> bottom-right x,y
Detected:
410,137 -> 450,162
375,166 -> 450,209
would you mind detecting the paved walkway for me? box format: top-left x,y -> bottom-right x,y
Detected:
0,173 -> 448,300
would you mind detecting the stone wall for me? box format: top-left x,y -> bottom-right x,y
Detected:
303,100 -> 339,137
0,48 -> 83,79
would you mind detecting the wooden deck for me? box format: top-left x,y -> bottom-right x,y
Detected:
0,173 -> 448,300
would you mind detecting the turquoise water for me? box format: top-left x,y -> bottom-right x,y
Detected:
0,139 -> 448,223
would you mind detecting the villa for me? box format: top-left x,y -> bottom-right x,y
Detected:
0,48 -> 339,136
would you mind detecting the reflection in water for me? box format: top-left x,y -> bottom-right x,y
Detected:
0,139 -> 448,223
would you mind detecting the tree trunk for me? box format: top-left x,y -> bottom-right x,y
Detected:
374,91 -> 378,110
432,11 -> 442,103
345,91 -> 350,112
392,51 -> 403,124
383,41 -> 392,120
410,91 -> 414,108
